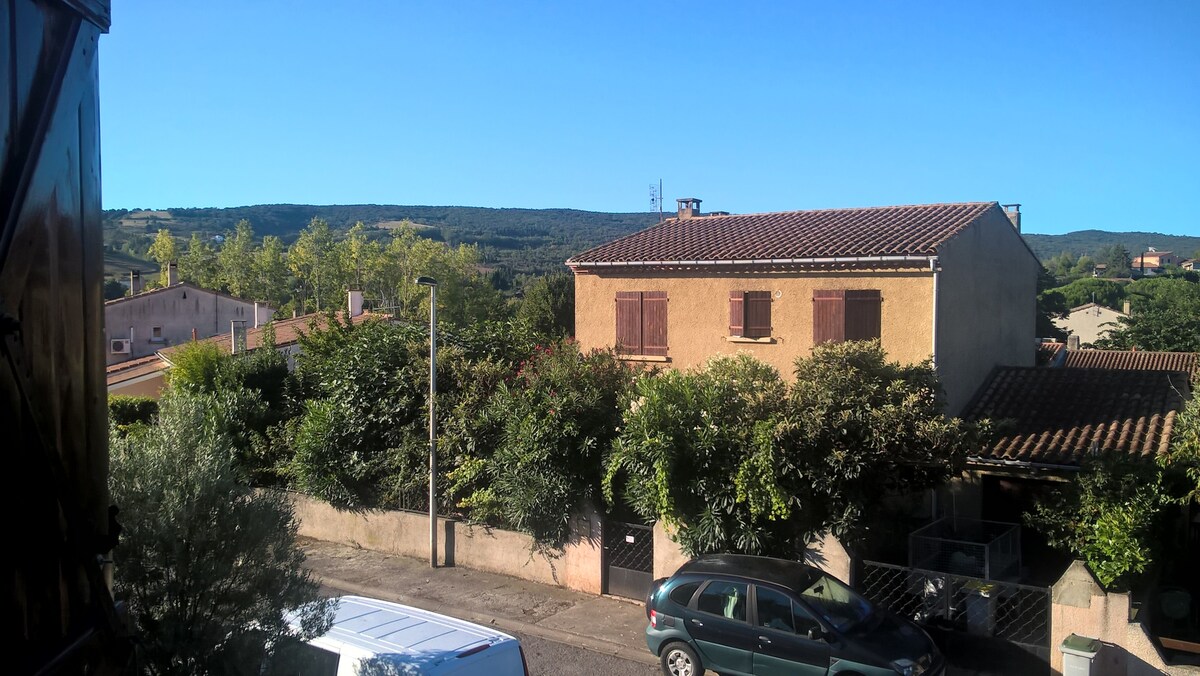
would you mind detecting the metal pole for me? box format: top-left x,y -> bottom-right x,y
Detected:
428,285 -> 438,568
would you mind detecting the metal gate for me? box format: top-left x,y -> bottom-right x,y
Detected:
603,521 -> 654,599
859,561 -> 1052,673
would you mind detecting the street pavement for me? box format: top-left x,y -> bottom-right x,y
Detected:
303,537 -> 990,675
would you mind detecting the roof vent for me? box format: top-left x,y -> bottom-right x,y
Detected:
676,197 -> 702,220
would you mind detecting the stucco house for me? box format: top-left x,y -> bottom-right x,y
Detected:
1131,249 -> 1182,276
104,264 -> 273,365
567,199 -> 1040,415
1055,302 -> 1128,346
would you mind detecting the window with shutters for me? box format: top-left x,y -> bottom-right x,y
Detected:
615,291 -> 668,357
812,289 -> 881,345
729,290 -> 772,339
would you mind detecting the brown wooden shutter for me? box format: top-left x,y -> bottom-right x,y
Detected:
641,291 -> 668,356
813,289 -> 846,344
845,290 -> 882,341
615,291 -> 642,354
744,291 -> 772,338
729,291 -> 745,336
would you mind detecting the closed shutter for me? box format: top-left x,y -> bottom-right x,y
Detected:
729,291 -> 745,336
744,291 -> 772,338
845,290 -> 882,341
642,291 -> 668,356
615,292 -> 642,354
813,290 -> 846,344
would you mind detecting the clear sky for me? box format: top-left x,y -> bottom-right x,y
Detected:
99,1 -> 1199,236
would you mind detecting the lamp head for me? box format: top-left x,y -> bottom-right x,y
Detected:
415,276 -> 438,287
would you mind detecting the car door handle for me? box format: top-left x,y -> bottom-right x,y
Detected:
690,618 -> 703,627
758,636 -> 772,644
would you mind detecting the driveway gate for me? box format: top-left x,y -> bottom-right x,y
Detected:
859,561 -> 1052,672
603,521 -> 654,599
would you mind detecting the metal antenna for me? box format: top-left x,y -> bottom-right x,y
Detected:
649,182 -> 660,221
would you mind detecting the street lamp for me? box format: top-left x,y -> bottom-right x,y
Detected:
415,276 -> 438,568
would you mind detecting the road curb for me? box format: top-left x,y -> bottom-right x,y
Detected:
315,573 -> 659,667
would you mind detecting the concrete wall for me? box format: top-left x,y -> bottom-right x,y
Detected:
1050,560 -> 1180,675
574,268 -> 935,380
936,209 -> 1039,415
104,284 -> 272,364
289,493 -> 605,594
292,492 -> 854,597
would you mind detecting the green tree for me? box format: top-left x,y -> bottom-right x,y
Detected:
515,273 -> 575,339
180,232 -> 220,289
1036,267 -> 1069,340
1095,276 -> 1200,351
110,391 -> 332,675
254,235 -> 290,311
1051,277 -> 1126,311
1025,454 -> 1173,590
218,219 -> 257,298
103,278 -> 128,300
288,218 -> 338,312
605,342 -> 979,557
1096,244 -> 1132,278
146,229 -> 180,288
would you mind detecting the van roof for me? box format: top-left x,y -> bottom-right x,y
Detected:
313,596 -> 517,669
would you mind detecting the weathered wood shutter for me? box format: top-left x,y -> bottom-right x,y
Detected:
845,290 -> 882,341
615,292 -> 642,354
813,290 -> 846,344
744,291 -> 772,338
641,291 -> 669,356
729,291 -> 745,336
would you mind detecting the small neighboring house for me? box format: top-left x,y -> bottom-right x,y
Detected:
105,264 -> 273,365
1131,249 -> 1182,276
1054,302 -> 1128,346
107,290 -> 375,399
567,199 -> 1040,415
1182,259 -> 1196,272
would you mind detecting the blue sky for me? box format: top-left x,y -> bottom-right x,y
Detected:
99,1 -> 1199,236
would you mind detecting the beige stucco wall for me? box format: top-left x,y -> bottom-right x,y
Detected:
104,285 -> 272,364
1050,560 -> 1179,675
574,268 -> 935,381
936,210 -> 1038,414
289,493 -> 605,594
1056,305 -> 1126,346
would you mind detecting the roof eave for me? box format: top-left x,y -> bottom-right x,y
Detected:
567,254 -> 936,270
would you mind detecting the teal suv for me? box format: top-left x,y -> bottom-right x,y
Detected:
645,554 -> 943,676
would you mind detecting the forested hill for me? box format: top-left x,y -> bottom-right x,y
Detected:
1023,230 -> 1200,262
104,204 -> 661,276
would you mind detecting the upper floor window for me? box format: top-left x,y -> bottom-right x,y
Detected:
813,289 -> 881,344
615,291 -> 667,356
150,326 -> 164,342
729,291 -> 772,338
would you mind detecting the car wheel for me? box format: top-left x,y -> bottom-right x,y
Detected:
660,641 -> 702,676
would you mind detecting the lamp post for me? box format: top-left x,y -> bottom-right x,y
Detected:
415,276 -> 438,568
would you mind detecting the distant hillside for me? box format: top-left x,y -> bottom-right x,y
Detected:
103,204 -> 660,276
1023,230 -> 1200,262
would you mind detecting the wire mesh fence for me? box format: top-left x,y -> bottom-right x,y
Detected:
860,560 -> 1051,661
908,517 -> 1021,580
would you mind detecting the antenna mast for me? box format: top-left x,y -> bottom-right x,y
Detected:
649,179 -> 663,222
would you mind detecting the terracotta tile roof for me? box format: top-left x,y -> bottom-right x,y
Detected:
967,367 -> 1189,468
157,311 -> 380,361
567,202 -> 998,267
104,282 -> 269,310
1062,349 -> 1199,378
106,355 -> 168,386
1037,341 -> 1065,366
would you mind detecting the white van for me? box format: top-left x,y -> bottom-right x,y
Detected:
274,595 -> 529,676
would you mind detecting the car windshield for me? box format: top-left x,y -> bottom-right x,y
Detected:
795,573 -> 874,632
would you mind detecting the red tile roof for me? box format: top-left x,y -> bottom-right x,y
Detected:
967,367 -> 1189,469
567,202 -> 999,267
157,311 -> 380,361
1062,349 -> 1198,378
106,355 -> 169,386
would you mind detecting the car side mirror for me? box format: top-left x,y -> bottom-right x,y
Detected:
806,626 -> 825,641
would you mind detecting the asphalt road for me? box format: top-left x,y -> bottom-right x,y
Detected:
509,629 -> 660,676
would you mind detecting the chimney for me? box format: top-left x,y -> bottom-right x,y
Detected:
230,320 -> 247,354
1001,203 -> 1021,232
253,302 -> 262,328
348,287 -> 364,318
676,197 -> 702,220
1123,300 -> 1131,315
129,269 -> 143,295
166,261 -> 179,286
1067,334 -> 1080,350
